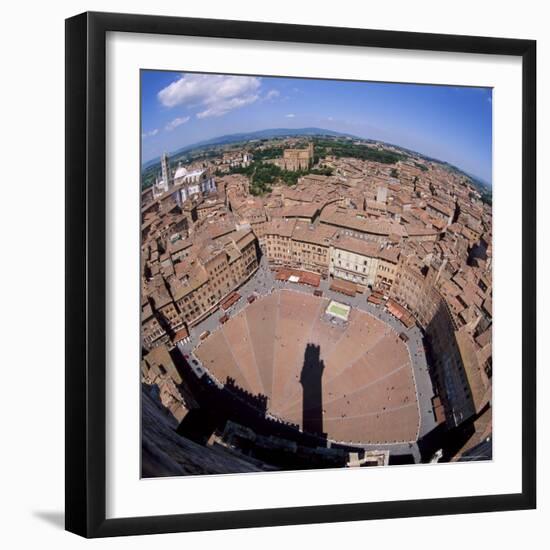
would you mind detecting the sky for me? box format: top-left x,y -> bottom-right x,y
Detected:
141,70 -> 493,184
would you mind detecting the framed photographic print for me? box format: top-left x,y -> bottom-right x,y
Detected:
65,11 -> 536,538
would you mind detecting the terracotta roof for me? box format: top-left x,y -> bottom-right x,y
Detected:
263,218 -> 296,238
405,225 -> 440,237
332,236 -> 379,258
320,209 -> 406,237
292,222 -> 336,246
456,329 -> 490,414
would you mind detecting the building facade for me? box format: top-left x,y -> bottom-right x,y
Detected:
282,142 -> 314,171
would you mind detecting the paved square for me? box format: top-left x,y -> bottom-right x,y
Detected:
195,289 -> 420,445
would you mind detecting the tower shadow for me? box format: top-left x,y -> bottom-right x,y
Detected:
299,344 -> 326,438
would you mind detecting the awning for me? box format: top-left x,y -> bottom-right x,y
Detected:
221,292 -> 241,310
330,278 -> 357,297
173,327 -> 189,342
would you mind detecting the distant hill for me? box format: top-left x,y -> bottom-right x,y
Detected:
465,172 -> 492,190
438,162 -> 492,191
186,126 -> 358,148
141,127 -> 492,190
141,127 -> 359,169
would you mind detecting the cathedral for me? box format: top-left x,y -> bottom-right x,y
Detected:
152,153 -> 216,203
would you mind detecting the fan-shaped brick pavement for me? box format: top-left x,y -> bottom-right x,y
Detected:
195,289 -> 420,445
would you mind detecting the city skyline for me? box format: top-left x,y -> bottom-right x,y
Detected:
141,70 -> 493,184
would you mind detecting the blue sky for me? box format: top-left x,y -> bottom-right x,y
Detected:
141,70 -> 493,184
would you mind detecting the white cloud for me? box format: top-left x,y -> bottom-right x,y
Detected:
141,128 -> 158,138
165,116 -> 190,131
158,73 -> 261,118
264,89 -> 280,101
285,113 -> 296,118
197,95 -> 258,119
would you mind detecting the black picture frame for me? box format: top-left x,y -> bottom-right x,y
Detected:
65,11 -> 536,538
